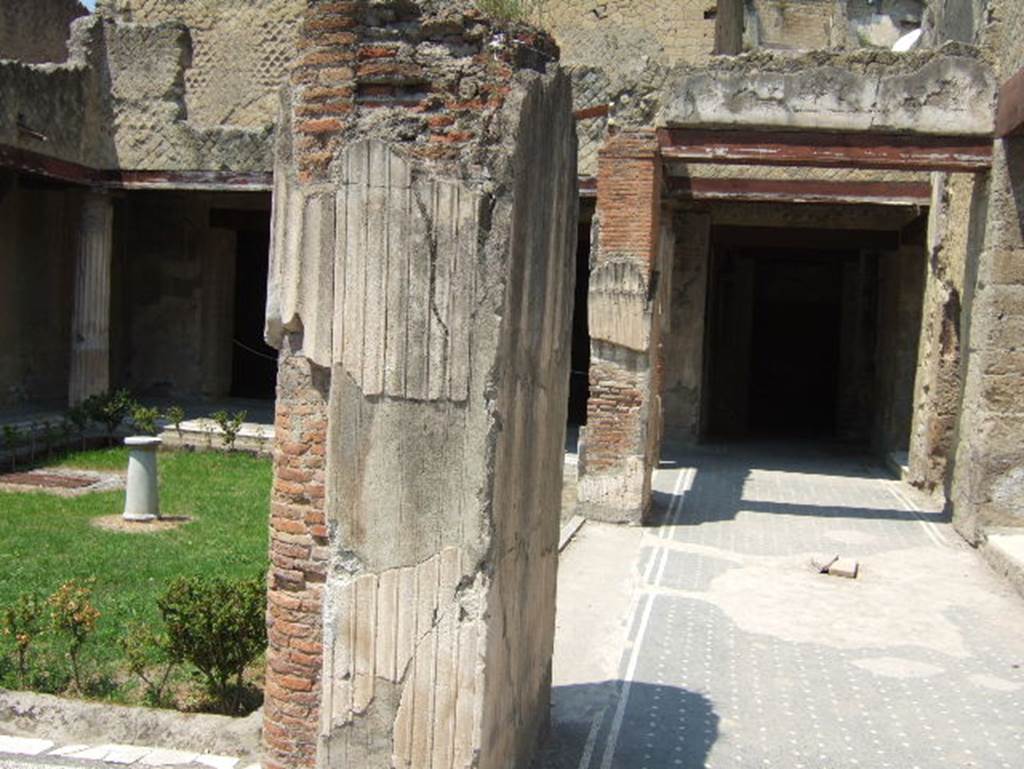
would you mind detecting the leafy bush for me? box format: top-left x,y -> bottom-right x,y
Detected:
66,404 -> 90,451
48,579 -> 101,693
211,410 -> 247,450
131,406 -> 162,437
164,406 -> 186,438
1,593 -> 45,687
158,575 -> 266,714
120,623 -> 178,707
2,424 -> 22,470
83,389 -> 137,442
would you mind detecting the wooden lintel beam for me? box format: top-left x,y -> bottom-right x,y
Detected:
665,177 -> 933,207
658,129 -> 992,172
996,67 -> 1024,138
0,143 -> 273,192
0,143 -> 98,186
103,169 -> 273,192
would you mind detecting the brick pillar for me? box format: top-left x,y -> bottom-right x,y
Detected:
578,131 -> 668,524
262,4 -> 576,768
263,341 -> 330,769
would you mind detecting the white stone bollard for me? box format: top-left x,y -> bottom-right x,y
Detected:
123,436 -> 161,521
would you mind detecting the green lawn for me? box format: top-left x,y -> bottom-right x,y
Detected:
0,447 -> 271,704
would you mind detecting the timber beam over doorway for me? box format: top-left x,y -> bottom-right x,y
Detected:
657,128 -> 993,173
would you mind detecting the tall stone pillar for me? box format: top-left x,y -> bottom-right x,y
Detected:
577,131 -> 670,524
907,173 -> 971,492
951,139 -> 1024,542
68,190 -> 113,405
261,4 -> 577,769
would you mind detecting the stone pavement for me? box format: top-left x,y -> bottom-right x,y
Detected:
539,442 -> 1024,769
0,737 -> 252,769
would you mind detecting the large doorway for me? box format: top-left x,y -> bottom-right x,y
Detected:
701,224 -> 923,452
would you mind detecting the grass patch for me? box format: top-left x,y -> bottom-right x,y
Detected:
0,447 -> 271,710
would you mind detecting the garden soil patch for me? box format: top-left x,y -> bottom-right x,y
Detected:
91,515 -> 194,533
0,469 -> 124,497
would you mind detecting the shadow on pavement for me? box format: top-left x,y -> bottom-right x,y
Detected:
533,681 -> 719,769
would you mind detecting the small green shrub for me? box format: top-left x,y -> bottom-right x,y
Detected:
2,424 -> 22,470
158,575 -> 266,714
120,623 -> 178,708
83,389 -> 137,443
131,406 -> 162,437
48,579 -> 101,693
211,410 -> 247,450
164,406 -> 186,438
66,404 -> 90,451
1,593 -> 46,688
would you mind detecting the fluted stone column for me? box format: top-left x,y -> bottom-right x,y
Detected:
68,191 -> 113,405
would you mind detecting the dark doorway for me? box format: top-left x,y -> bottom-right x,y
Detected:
704,243 -> 866,442
567,206 -> 593,427
747,252 -> 845,437
231,227 -> 277,400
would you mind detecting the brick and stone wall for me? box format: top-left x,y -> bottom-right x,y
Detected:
263,343 -> 330,769
262,4 -> 577,769
578,131 -> 669,523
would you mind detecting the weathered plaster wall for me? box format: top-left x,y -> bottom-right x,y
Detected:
0,0 -> 88,64
0,17 -> 114,169
744,0 -> 843,51
658,47 -> 996,135
907,173 -> 974,492
542,0 -> 716,74
873,242 -> 926,456
923,0 -> 989,48
98,0 -> 304,129
111,192 -> 238,399
950,138 -> 1024,543
0,179 -> 79,409
102,19 -> 273,171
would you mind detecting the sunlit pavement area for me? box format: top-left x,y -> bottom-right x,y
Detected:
538,443 -> 1024,769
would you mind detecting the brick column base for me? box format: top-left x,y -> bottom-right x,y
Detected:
578,131 -> 668,524
263,339 -> 331,769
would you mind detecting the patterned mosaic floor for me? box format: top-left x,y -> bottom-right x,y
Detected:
547,443 -> 1024,769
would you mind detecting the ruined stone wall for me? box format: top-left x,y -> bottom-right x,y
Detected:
0,17 -> 115,169
0,0 -> 88,64
98,0 -> 305,129
541,0 -> 716,74
262,4 -> 576,769
0,179 -> 79,409
101,18 -> 274,171
744,0 -> 843,51
907,173 -> 974,492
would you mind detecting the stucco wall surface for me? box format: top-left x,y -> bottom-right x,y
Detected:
0,0 -> 88,64
98,0 -> 304,129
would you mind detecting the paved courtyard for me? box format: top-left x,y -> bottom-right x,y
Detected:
541,442 -> 1024,769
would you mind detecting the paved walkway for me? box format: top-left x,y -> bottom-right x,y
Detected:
541,442 -> 1024,769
